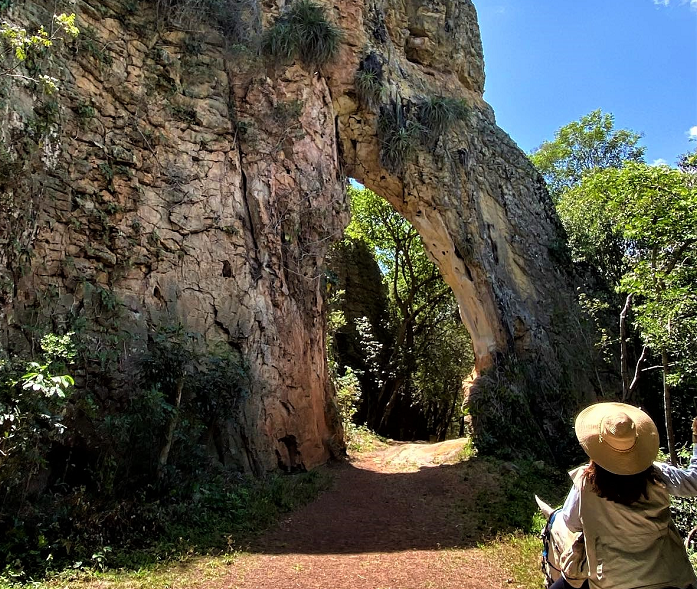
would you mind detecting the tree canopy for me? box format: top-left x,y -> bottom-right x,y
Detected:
529,109 -> 645,201
532,108 -> 697,462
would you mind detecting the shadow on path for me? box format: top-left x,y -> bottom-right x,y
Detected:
214,442 -> 549,589
247,447 -> 520,556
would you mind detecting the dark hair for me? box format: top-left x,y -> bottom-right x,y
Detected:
583,461 -> 661,506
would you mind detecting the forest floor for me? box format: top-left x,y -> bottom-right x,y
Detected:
211,438 -> 539,589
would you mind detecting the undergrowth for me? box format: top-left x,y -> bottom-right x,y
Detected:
469,458 -> 566,536
345,424 -> 386,454
0,470 -> 332,586
462,457 -> 567,589
0,328 -> 333,585
659,446 -> 697,559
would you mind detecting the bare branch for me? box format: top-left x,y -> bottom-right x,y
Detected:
626,345 -> 648,401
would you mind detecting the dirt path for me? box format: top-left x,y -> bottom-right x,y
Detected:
219,440 -> 513,589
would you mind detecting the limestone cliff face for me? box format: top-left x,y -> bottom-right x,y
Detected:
0,0 -> 587,470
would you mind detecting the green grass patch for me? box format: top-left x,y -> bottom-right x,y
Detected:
470,458 -> 566,534
457,456 -> 567,589
345,424 -> 386,454
480,532 -> 545,589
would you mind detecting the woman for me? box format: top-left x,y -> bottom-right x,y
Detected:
551,402 -> 697,589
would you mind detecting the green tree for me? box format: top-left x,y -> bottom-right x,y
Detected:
530,109 -> 645,201
559,162 -> 697,463
531,113 -> 647,399
342,186 -> 474,440
0,13 -> 79,92
531,108 -> 696,463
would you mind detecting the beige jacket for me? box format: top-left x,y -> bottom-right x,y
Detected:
570,466 -> 697,589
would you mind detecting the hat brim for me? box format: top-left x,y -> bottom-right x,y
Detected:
575,402 -> 659,475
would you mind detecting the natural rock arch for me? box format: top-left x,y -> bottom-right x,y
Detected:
0,0 -> 590,476
326,0 -> 568,375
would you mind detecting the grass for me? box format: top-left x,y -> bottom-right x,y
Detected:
9,553 -> 244,589
345,424 -> 387,454
481,532 -> 545,589
262,0 -> 342,68
355,66 -> 382,110
458,456 -> 567,589
378,103 -> 423,175
155,0 -> 260,45
418,95 -> 468,143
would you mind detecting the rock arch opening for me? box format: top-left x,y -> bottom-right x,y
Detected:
327,181 -> 474,441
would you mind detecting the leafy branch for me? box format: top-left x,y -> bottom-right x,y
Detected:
0,12 -> 79,92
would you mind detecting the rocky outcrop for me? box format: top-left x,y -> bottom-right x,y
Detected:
0,0 -> 588,471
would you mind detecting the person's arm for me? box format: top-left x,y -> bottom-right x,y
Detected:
655,418 -> 697,497
560,484 -> 582,532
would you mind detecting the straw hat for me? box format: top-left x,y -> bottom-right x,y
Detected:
574,402 -> 659,475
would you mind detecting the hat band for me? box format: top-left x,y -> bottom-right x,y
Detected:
599,434 -> 637,453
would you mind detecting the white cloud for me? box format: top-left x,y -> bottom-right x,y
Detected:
651,158 -> 669,166
689,126 -> 697,139
654,0 -> 697,8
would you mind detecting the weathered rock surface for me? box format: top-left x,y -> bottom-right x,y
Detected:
0,0 -> 588,471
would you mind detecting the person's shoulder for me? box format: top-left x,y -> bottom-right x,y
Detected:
568,464 -> 589,485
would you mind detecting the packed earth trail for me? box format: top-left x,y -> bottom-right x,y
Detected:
217,440 -> 516,589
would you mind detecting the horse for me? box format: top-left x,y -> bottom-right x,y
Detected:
536,495 -> 587,588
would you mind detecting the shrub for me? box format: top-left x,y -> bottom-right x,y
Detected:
0,469 -> 331,582
378,102 -> 423,174
0,329 -> 255,581
418,95 -> 468,143
262,0 -> 342,68
355,70 -> 382,110
0,334 -> 75,497
335,366 -> 362,425
155,0 -> 261,45
355,53 -> 383,109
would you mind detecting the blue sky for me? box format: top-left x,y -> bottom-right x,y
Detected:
476,0 -> 697,166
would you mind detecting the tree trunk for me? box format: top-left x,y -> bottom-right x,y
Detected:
158,378 -> 184,479
662,348 -> 678,465
620,294 -> 633,400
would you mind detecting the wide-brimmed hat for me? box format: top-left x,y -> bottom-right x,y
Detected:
575,402 -> 659,475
